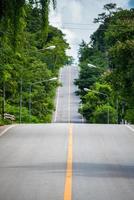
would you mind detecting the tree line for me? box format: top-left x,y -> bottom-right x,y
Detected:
0,1 -> 70,124
75,4 -> 134,124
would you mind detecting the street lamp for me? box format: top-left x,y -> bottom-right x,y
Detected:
87,64 -> 104,72
84,88 -> 110,124
19,45 -> 56,123
2,80 -> 5,120
87,64 -> 105,74
39,45 -> 56,51
29,77 -> 57,122
87,63 -> 97,68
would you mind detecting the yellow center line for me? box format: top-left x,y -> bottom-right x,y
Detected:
64,124 -> 73,200
68,66 -> 71,123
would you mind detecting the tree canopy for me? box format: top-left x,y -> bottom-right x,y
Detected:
76,4 -> 134,124
0,1 -> 70,124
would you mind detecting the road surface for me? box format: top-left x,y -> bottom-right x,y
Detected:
0,124 -> 134,200
0,65 -> 134,200
53,65 -> 83,123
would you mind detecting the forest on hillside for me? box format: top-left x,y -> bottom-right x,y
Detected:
75,4 -> 134,124
0,0 -> 70,124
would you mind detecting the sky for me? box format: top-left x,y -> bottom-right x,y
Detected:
50,0 -> 133,61
128,0 -> 134,7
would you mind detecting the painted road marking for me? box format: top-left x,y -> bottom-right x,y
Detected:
0,125 -> 16,137
68,67 -> 71,123
64,124 -> 73,200
125,125 -> 134,132
54,69 -> 62,122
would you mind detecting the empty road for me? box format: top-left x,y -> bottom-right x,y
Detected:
0,124 -> 134,200
0,65 -> 134,200
53,65 -> 83,123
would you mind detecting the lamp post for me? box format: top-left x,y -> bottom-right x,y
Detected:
84,88 -> 110,124
2,80 -> 5,120
19,45 -> 56,123
87,63 -> 104,72
87,63 -> 98,68
19,78 -> 23,123
29,77 -> 57,122
39,45 -> 56,51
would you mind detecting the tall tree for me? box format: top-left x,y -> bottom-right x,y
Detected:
76,4 -> 134,123
0,0 -> 57,47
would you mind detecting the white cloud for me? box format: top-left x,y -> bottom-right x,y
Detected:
50,1 -> 81,58
68,1 -> 83,22
49,9 -> 62,29
50,0 -> 129,60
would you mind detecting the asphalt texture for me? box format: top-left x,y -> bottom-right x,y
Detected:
0,65 -> 134,200
73,124 -> 134,200
0,124 -> 134,200
0,124 -> 68,200
53,65 -> 83,123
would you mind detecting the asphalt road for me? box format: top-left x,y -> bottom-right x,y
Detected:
0,124 -> 134,200
53,65 -> 83,123
0,65 -> 134,200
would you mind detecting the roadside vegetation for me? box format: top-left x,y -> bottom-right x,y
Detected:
0,1 -> 70,124
75,4 -> 134,124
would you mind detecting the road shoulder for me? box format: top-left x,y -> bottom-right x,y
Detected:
125,124 -> 134,132
0,125 -> 16,137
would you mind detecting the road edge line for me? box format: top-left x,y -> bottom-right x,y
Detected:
0,125 -> 16,137
125,125 -> 134,132
54,69 -> 62,122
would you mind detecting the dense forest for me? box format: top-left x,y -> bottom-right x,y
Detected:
75,4 -> 134,124
0,0 -> 70,124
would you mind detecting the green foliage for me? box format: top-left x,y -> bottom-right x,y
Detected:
6,103 -> 39,123
105,9 -> 134,121
74,62 -> 102,92
79,82 -> 114,123
0,3 -> 70,125
0,0 -> 57,48
75,41 -> 106,95
125,109 -> 134,124
77,4 -> 134,123
105,9 -> 134,102
93,105 -> 117,124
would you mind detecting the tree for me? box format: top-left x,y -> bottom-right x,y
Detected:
105,9 -> 134,122
74,62 -> 102,92
79,82 -> 115,123
77,4 -> 134,123
93,105 -> 117,124
94,3 -> 118,23
0,0 -> 57,48
0,3 -> 70,124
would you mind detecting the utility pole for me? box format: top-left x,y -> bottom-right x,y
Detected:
2,80 -> 5,120
19,78 -> 23,123
107,99 -> 110,124
29,84 -> 32,123
116,98 -> 119,124
28,77 -> 57,123
122,101 -> 125,124
84,88 -> 110,124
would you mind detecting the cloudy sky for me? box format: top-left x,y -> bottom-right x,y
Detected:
50,0 -> 133,61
